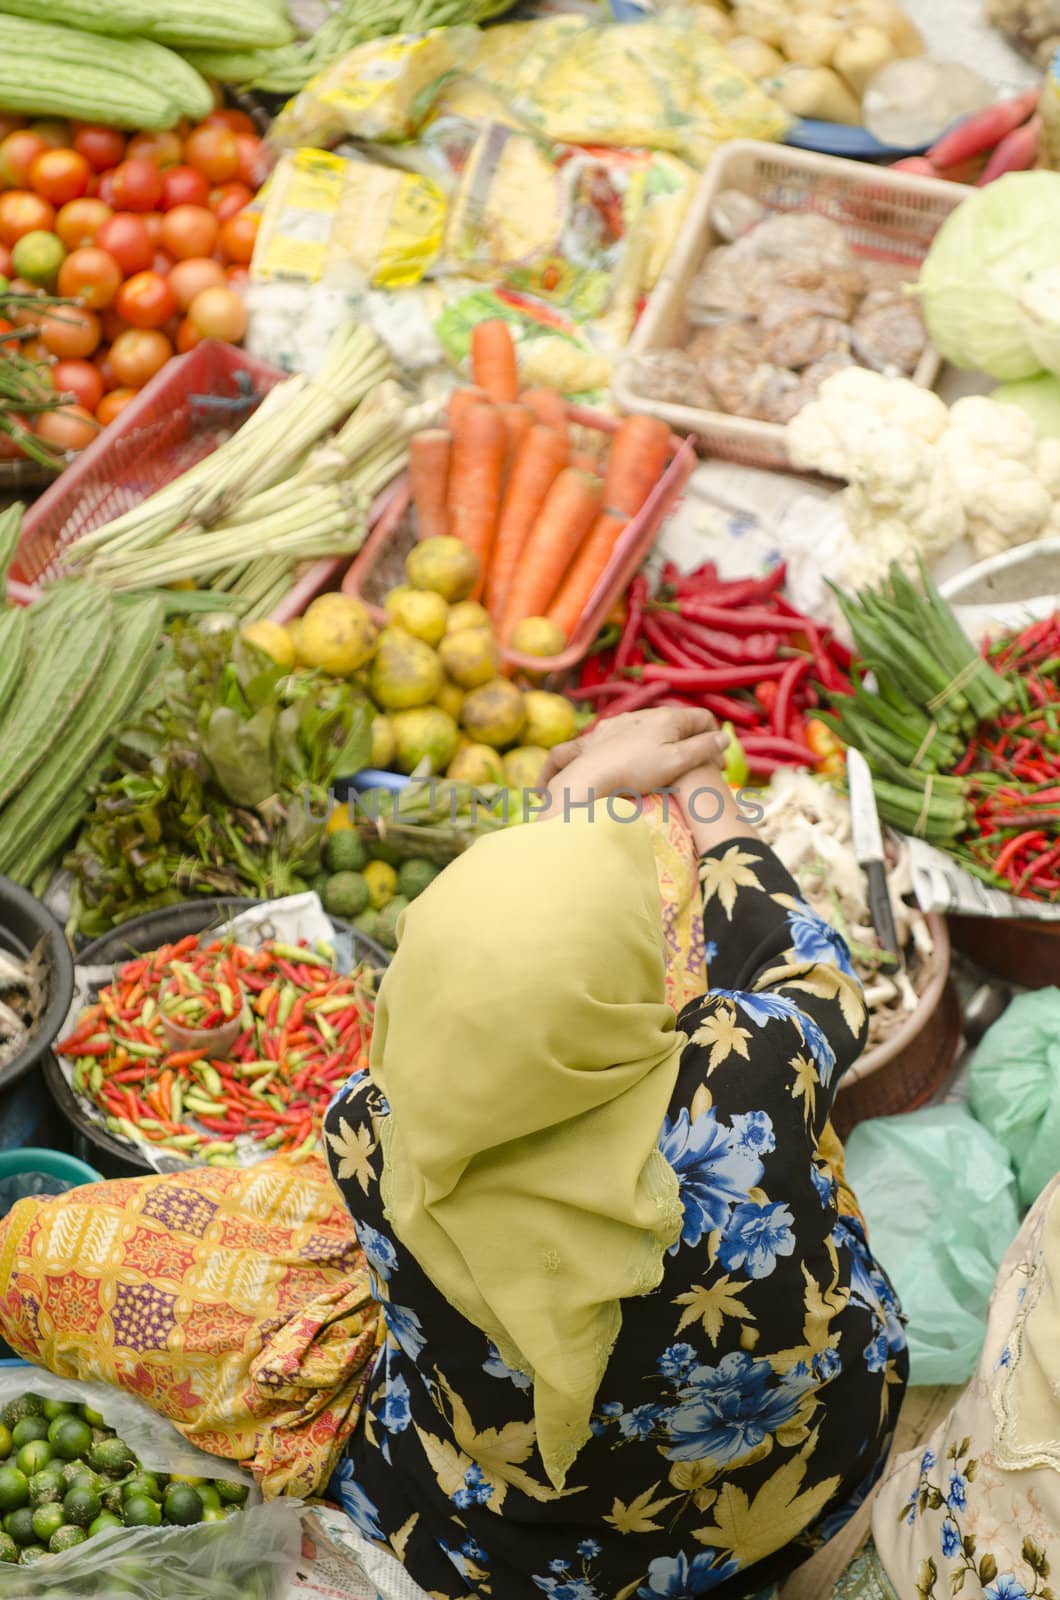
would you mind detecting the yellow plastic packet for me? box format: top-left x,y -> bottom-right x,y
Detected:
269,28 -> 476,150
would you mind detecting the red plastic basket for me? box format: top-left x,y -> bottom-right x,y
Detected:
340,404 -> 697,678
10,341 -> 287,592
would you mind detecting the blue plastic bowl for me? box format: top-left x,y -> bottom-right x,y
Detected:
0,1147 -> 101,1189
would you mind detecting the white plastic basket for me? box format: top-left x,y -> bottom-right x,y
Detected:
613,139 -> 968,473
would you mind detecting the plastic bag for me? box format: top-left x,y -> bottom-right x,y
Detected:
0,1368 -> 301,1599
843,1104 -> 1021,1385
969,987 -> 1060,1208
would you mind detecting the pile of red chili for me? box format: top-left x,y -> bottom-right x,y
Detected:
573,561 -> 852,776
56,934 -> 373,1164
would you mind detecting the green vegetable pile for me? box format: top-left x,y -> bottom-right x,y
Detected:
66,623 -> 372,938
316,826 -> 439,949
0,1391 -> 249,1570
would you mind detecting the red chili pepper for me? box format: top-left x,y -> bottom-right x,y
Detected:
700,692 -> 758,727
994,829 -> 1047,878
772,657 -> 810,739
615,574 -> 648,674
953,741 -> 978,777
740,732 -> 814,761
636,661 -> 790,689
676,601 -> 808,635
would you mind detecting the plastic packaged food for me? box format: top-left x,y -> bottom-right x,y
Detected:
627,350 -> 719,410
851,287 -> 927,374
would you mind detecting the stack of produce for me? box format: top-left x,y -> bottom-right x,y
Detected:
57,934 -> 374,1164
571,559 -> 850,780
62,325 -> 404,617
0,106 -> 265,455
315,823 -> 441,951
407,319 -> 673,652
0,1389 -> 248,1569
824,565 -> 1060,902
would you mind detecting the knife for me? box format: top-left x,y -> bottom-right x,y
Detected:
846,746 -> 902,968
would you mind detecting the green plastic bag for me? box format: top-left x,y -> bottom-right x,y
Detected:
844,1104 -> 1020,1386
969,986 -> 1060,1208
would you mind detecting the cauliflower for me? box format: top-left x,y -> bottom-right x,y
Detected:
843,430 -> 965,558
946,394 -> 1040,465
1036,436 -> 1060,496
964,459 -> 1052,558
787,367 -> 948,476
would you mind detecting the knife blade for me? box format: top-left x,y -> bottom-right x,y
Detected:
846,746 -> 902,967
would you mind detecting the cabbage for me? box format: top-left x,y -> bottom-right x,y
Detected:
918,171 -> 1060,380
993,373 -> 1060,440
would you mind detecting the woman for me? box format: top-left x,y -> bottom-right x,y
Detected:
324,708 -> 908,1599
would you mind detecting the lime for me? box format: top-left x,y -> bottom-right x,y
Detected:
42,1401 -> 77,1423
61,1460 -> 88,1487
88,1511 -> 123,1536
10,230 -> 65,287
201,1507 -> 227,1523
50,1525 -> 86,1552
65,1467 -> 103,1496
11,1417 -> 49,1450
31,1503 -> 64,1544
195,1485 -> 221,1512
2,1397 -> 42,1427
163,1484 -> 203,1525
18,1544 -> 47,1564
123,1494 -> 161,1528
167,1474 -> 205,1486
89,1436 -> 133,1477
0,1532 -> 15,1564
0,1466 -> 28,1513
16,1441 -> 52,1478
80,1405 -> 106,1428
28,1466 -> 64,1507
52,1418 -> 92,1461
4,1507 -> 36,1547
0,1427 -> 11,1461
215,1479 -> 249,1505
122,1473 -> 161,1503
63,1486 -> 100,1527
101,1485 -> 124,1517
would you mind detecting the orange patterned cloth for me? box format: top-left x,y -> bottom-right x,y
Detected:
0,1155 -> 377,1499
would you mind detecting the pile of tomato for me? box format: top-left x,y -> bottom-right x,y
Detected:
0,108 -> 265,457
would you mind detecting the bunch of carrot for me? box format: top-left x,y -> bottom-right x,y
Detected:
407,319 -> 672,647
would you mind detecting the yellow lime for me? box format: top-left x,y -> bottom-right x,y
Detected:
435,678 -> 465,723
370,714 -> 395,769
447,744 -> 505,785
446,600 -> 490,634
503,745 -> 549,788
521,690 -> 577,749
438,627 -> 500,691
509,617 -> 566,660
369,628 -> 442,711
461,679 -> 526,749
10,231 -> 65,287
390,707 -> 459,775
240,619 -> 295,669
363,860 -> 396,911
385,587 -> 448,647
300,596 -> 376,676
405,537 -> 478,602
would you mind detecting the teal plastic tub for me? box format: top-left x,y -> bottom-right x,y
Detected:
0,1147 -> 101,1188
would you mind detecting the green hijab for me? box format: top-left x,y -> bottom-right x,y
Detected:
370,811 -> 685,1491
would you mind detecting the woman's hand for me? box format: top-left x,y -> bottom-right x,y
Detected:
538,707 -> 729,816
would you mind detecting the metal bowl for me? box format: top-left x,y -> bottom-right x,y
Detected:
0,875 -> 74,1098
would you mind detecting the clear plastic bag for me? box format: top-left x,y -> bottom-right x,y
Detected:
843,1104 -> 1022,1385
968,987 -> 1060,1209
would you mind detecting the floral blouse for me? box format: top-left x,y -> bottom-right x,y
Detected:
324,838 -> 909,1600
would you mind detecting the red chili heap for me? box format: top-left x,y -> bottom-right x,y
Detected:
56,934 -> 373,1163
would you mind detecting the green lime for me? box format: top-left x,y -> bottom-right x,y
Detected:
50,1525 -> 86,1552
122,1473 -> 162,1503
167,1474 -> 205,1486
194,1485 -> 221,1512
0,1466 -> 29,1513
214,1479 -> 249,1505
88,1436 -> 133,1477
16,1440 -> 52,1478
101,1485 -> 124,1517
0,1427 -> 11,1461
42,1401 -> 77,1422
122,1495 -> 161,1528
162,1484 -> 202,1526
2,1397 -> 42,1428
28,1466 -> 64,1507
4,1507 -> 36,1547
31,1503 -> 64,1544
63,1486 -> 100,1528
10,230 -> 65,287
0,1532 -> 15,1563
80,1406 -> 106,1428
200,1507 -> 227,1523
88,1511 -> 123,1537
52,1418 -> 92,1461
65,1468 -> 103,1497
18,1544 -> 47,1564
11,1417 -> 49,1450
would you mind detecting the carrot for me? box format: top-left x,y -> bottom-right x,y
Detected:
501,468 -> 602,639
485,424 -> 569,625
601,414 -> 671,518
497,402 -> 532,482
448,402 -> 507,600
546,511 -> 627,640
570,449 -> 603,475
520,387 -> 569,435
409,429 -> 452,541
471,319 -> 519,403
448,386 -> 490,432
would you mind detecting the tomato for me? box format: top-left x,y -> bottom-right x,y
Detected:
184,125 -> 239,183
93,347 -> 117,388
160,203 -> 217,261
51,357 -> 104,412
19,336 -> 49,364
94,211 -> 152,275
140,212 -> 163,246
29,149 -> 91,206
168,256 -> 225,311
10,229 -> 64,286
110,158 -> 164,213
152,250 -> 175,277
0,243 -> 11,277
72,124 -> 126,173
54,197 -> 112,251
100,306 -> 130,343
116,269 -> 176,329
209,181 -> 253,222
175,316 -> 202,354
160,164 -> 210,211
35,402 -> 100,452
57,246 -> 122,309
234,134 -> 268,191
96,386 -> 139,425
225,264 -> 250,289
125,130 -> 183,169
40,304 -> 100,358
27,120 -> 71,150
0,131 -> 48,188
0,116 -> 25,143
109,327 -> 172,387
0,191 -> 55,247
218,211 -> 258,266
204,109 -> 257,138
187,284 -> 246,343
